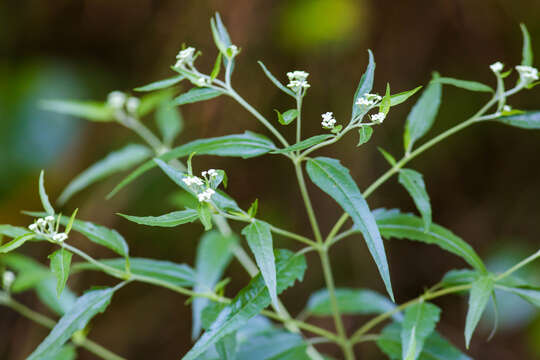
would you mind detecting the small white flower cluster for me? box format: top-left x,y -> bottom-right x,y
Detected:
228,45 -> 239,57
174,47 -> 196,69
2,271 -> 15,290
371,112 -> 386,123
193,76 -> 210,87
516,65 -> 539,83
287,71 -> 310,92
356,93 -> 382,107
321,112 -> 337,129
28,216 -> 68,243
503,105 -> 512,112
107,91 -> 140,115
490,61 -> 504,73
182,169 -> 219,203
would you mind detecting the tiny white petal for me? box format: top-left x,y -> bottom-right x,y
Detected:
107,91 -> 126,109
3,271 -> 15,289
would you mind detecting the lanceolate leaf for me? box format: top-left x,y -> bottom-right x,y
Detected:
242,220 -> 278,308
377,323 -> 472,360
352,49 -> 376,119
35,278 -> 77,316
306,157 -> 393,300
156,99 -> 184,146
493,111 -> 540,129
404,73 -> 442,152
173,88 -> 223,106
274,109 -> 298,125
193,232 -> 237,339
520,23 -> 533,66
306,288 -> 401,320
39,170 -> 55,216
390,86 -> 423,107
0,225 -> 30,239
58,144 -> 152,205
374,209 -> 486,272
27,288 -> 116,359
496,285 -> 540,308
215,332 -> 237,360
401,302 -> 441,360
357,126 -> 373,146
134,75 -> 185,92
431,77 -> 493,92
257,61 -> 296,97
465,276 -> 494,348
74,258 -> 195,287
0,233 -> 35,253
25,212 -> 129,258
108,131 -> 276,198
48,248 -> 73,297
271,134 -> 334,154
398,169 -> 432,232
118,209 -> 199,227
40,100 -> 114,122
235,331 -> 309,360
183,249 -> 306,360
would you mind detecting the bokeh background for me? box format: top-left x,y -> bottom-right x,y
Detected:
1,0 -> 540,359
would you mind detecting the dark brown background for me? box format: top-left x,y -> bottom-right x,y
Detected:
1,0 -> 539,359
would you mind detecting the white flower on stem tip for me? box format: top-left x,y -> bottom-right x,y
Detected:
194,76 -> 210,87
126,97 -> 140,114
503,105 -> 512,112
516,65 -> 539,83
490,61 -> 504,73
174,47 -> 196,68
107,91 -> 126,109
52,233 -> 68,242
356,93 -> 382,107
202,169 -> 218,178
371,112 -> 386,123
321,112 -> 337,129
2,271 -> 15,290
228,45 -> 239,57
197,188 -> 215,202
183,176 -> 204,187
286,71 -> 310,92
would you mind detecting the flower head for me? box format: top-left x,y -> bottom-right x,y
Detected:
228,45 -> 239,57
174,47 -> 197,68
52,233 -> 68,243
107,91 -> 126,109
126,97 -> 140,114
490,61 -> 504,73
321,112 -> 337,129
2,271 -> 15,290
503,105 -> 512,112
516,65 -> 539,83
287,71 -> 310,92
356,93 -> 382,107
202,169 -> 218,178
183,176 -> 204,187
371,112 -> 386,123
197,188 -> 215,202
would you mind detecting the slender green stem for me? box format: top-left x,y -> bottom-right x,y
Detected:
294,163 -> 323,243
2,297 -> 126,360
63,243 -> 126,279
495,249 -> 540,281
296,95 -> 303,145
262,309 -> 341,343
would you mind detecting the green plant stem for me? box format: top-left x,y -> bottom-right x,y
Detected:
495,249 -> 540,281
294,163 -> 323,244
2,297 -> 125,360
349,284 -> 471,345
296,95 -> 303,145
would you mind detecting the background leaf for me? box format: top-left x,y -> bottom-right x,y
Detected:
398,169 -> 432,231
40,100 -> 114,122
118,209 -> 199,227
493,111 -> 540,129
156,99 -> 184,146
134,75 -> 185,92
173,88 -> 222,105
431,77 -> 493,92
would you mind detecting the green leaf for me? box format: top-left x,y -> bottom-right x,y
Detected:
118,209 -> 198,227
520,23 -> 533,66
441,269 -> 479,287
48,248 -> 73,297
465,276 -> 494,348
173,88 -> 223,106
40,100 -> 113,122
389,86 -> 423,107
42,345 -> 77,360
271,134 -> 334,154
274,109 -> 298,125
134,75 -> 185,92
357,126 -> 373,146
398,169 -> 432,232
374,209 -> 486,272
156,100 -> 184,147
198,204 -> 213,231
379,83 -> 391,115
247,199 -> 258,218
496,284 -> 540,307
74,258 -> 195,287
108,131 -> 276,198
35,278 -> 77,316
0,225 -> 31,239
377,323 -> 472,360
211,13 -> 233,56
183,249 -> 306,360
493,111 -> 540,129
138,89 -> 175,117
378,147 -> 397,166
257,61 -> 296,97
0,233 -> 35,253
25,212 -> 129,258
242,220 -> 278,308
216,332 -> 237,360
404,73 -> 442,152
39,170 -> 55,216
352,49 -> 375,119
306,157 -> 393,300
57,144 -> 151,205
210,53 -> 223,81
401,302 -> 441,360
306,288 -> 400,320
65,209 -> 78,235
193,231 -> 237,339
431,77 -> 493,92
27,287 -> 116,359
235,331 -> 309,360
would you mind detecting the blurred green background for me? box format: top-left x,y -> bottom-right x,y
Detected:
1,0 -> 540,359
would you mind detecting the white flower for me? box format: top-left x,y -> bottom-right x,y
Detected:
183,176 -> 204,187
490,61 -> 504,73
194,76 -> 209,87
287,71 -> 309,81
371,112 -> 386,123
197,188 -> 215,202
174,47 -> 196,68
37,218 -> 46,227
202,169 -> 218,178
516,65 -> 539,83
126,97 -> 140,114
503,105 -> 512,112
286,71 -> 310,92
321,112 -> 337,129
107,91 -> 126,109
2,271 -> 15,289
45,216 -> 55,223
52,233 -> 68,242
228,45 -> 239,57
356,93 -> 382,107
28,223 -> 38,232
